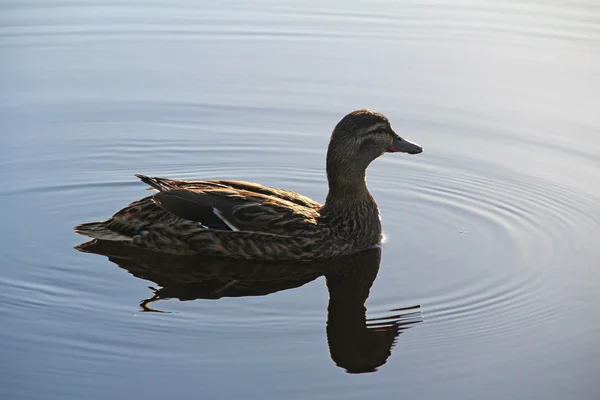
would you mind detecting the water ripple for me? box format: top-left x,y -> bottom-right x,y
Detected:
2,1 -> 599,51
375,154 -> 600,350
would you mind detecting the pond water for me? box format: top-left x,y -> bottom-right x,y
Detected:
1,1 -> 599,399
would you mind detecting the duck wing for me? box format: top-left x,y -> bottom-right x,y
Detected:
136,175 -> 320,210
138,176 -> 321,236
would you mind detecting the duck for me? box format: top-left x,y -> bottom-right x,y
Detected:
74,109 -> 423,260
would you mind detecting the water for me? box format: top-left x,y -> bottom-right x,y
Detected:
1,0 -> 599,398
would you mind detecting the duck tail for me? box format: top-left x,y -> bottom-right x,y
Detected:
135,174 -> 177,192
74,222 -> 133,241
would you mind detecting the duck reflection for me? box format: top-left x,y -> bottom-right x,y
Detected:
76,240 -> 422,374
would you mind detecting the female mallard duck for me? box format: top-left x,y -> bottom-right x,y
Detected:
74,109 -> 422,260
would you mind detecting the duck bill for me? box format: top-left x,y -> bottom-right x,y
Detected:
386,136 -> 423,154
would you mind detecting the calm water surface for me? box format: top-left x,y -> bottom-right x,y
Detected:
2,1 -> 600,399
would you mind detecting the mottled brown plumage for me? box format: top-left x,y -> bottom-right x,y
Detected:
74,109 -> 423,260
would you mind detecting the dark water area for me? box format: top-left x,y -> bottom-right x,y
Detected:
1,1 -> 599,399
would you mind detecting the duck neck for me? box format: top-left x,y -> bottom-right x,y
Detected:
323,163 -> 371,210
322,160 -> 382,245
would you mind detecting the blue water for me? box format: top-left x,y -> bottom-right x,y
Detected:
1,1 -> 599,399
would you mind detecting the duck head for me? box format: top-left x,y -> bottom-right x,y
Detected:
326,109 -> 422,193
